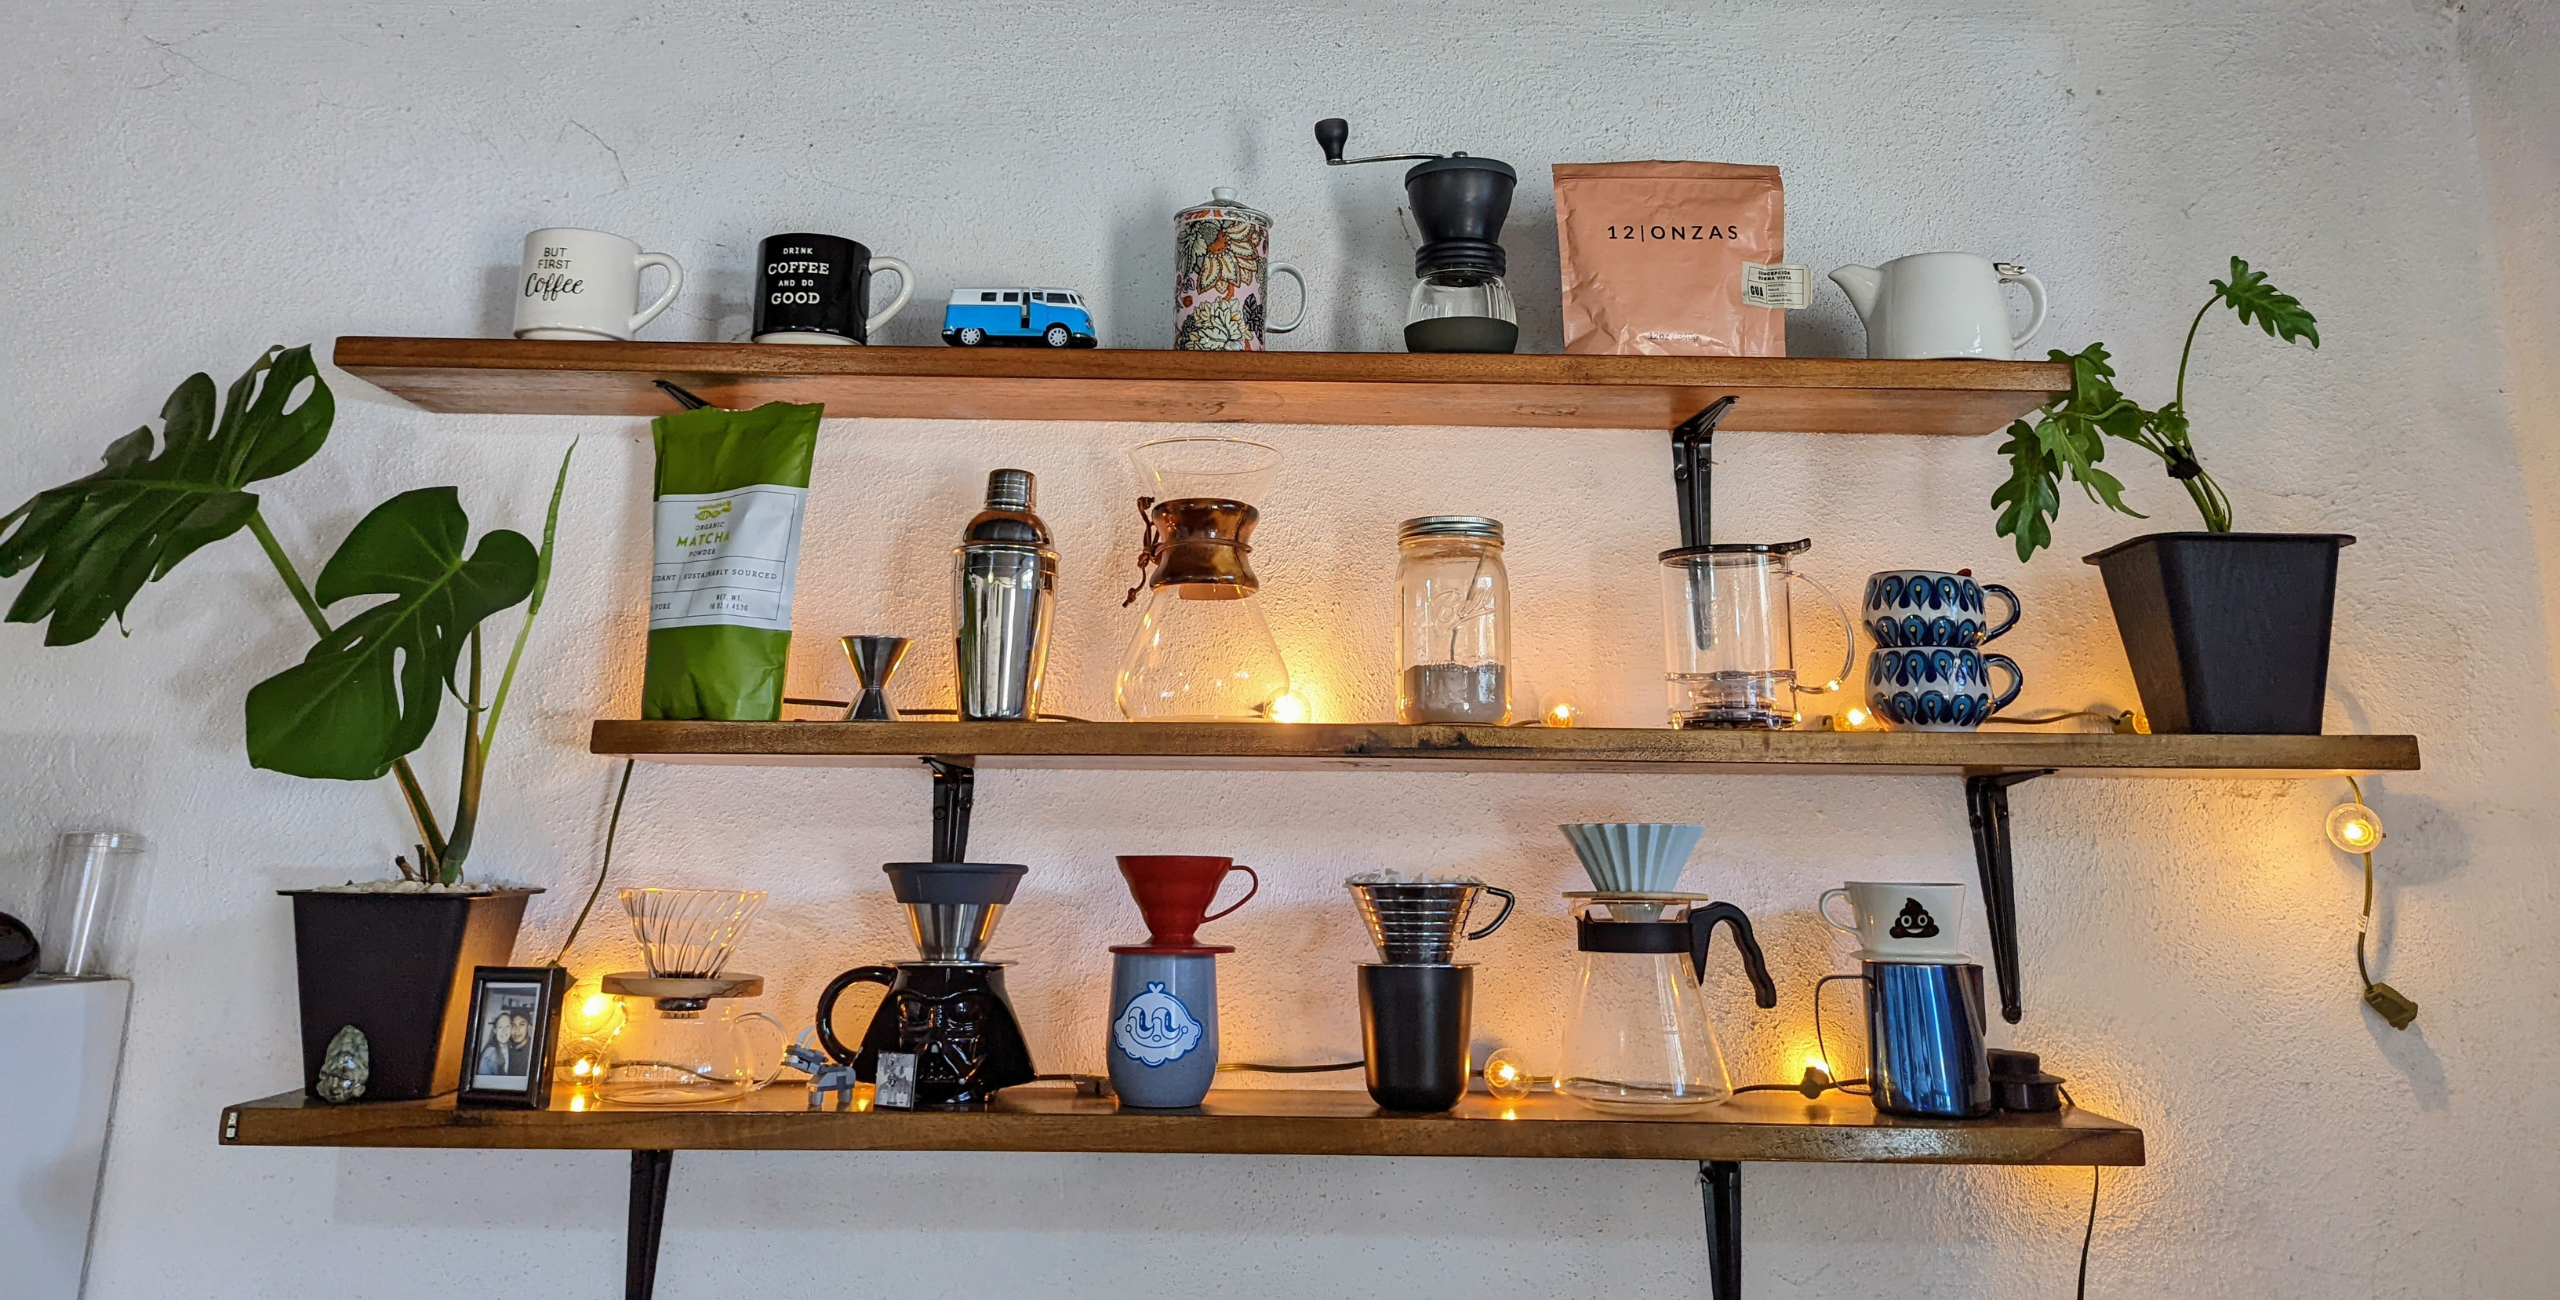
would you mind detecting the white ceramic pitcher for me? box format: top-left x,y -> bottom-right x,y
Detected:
1829,253 -> 2047,360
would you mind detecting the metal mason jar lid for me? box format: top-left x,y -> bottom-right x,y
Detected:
1400,515 -> 1503,544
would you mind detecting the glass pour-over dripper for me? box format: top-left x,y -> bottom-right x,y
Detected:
599,887 -> 786,1106
1116,437 -> 1294,721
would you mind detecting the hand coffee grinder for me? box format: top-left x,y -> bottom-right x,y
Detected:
1315,117 -> 1519,353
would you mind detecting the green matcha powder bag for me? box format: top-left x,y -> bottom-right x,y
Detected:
642,401 -> 823,720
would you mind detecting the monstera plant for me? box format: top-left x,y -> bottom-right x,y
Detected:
0,345 -> 569,884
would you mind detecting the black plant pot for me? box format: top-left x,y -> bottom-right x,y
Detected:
281,888 -> 537,1101
2083,532 -> 2354,734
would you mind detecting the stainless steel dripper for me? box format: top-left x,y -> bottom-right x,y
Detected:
905,900 -> 1007,962
883,862 -> 1029,964
1346,879 -> 1517,963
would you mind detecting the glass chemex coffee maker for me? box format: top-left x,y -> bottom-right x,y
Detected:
1116,436 -> 1295,721
1315,118 -> 1519,353
1658,398 -> 1852,728
598,888 -> 790,1106
814,863 -> 1036,1110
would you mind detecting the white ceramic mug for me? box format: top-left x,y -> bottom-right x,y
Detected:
1818,881 -> 1966,958
1828,252 -> 2046,360
513,228 -> 684,341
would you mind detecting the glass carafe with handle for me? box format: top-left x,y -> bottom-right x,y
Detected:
1558,893 -> 1778,1112
595,975 -> 789,1106
1660,539 -> 1854,729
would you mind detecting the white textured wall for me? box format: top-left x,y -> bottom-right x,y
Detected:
2,2 -> 2554,1296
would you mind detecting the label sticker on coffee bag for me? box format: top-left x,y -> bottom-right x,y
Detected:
1742,262 -> 1812,309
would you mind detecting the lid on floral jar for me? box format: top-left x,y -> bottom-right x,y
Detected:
1178,187 -> 1271,228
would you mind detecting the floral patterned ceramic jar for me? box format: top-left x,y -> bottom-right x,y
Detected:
1175,188 -> 1309,350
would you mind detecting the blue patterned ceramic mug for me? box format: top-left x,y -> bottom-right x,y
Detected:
1867,646 -> 2022,731
1862,570 -> 2020,648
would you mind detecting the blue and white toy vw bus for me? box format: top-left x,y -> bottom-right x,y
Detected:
941,288 -> 1099,348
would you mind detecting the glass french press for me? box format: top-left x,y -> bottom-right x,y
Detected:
1657,397 -> 1852,728
1116,436 -> 1294,721
1662,540 -> 1854,728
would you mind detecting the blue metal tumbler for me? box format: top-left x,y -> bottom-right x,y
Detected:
1828,961 -> 1994,1119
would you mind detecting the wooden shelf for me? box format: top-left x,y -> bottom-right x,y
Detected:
220,1086 -> 2143,1166
332,337 -> 2067,434
588,720 -> 2420,778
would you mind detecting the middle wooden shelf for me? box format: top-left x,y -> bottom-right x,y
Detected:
589,719 -> 2421,778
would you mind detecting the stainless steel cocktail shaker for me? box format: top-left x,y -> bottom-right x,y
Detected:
954,469 -> 1057,721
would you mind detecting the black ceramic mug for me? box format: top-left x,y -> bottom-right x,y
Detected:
753,233 -> 915,344
1357,963 -> 1473,1112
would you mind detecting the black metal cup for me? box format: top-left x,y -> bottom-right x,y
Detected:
1357,963 -> 1472,1112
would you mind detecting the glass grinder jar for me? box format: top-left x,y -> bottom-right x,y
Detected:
1395,517 -> 1511,724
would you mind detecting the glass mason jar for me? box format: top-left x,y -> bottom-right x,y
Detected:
1396,517 -> 1511,724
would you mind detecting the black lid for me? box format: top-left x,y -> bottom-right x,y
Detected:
1405,156 -> 1516,278
882,862 -> 1027,905
1659,538 -> 1814,562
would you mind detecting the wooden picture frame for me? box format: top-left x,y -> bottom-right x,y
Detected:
457,965 -> 569,1109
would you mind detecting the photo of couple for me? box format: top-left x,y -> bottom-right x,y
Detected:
471,985 -> 543,1091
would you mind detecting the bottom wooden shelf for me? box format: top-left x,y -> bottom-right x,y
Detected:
221,1084 -> 2143,1166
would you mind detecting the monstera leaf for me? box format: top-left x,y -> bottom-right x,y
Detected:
0,346 -> 333,644
244,488 -> 537,781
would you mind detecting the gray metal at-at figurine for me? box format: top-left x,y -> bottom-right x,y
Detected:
784,1042 -> 862,1111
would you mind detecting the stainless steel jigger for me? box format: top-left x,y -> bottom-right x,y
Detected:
841,635 -> 911,721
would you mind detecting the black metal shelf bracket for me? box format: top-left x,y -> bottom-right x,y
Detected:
1671,396 -> 1738,550
1964,770 -> 2051,1024
1700,1160 -> 1741,1300
925,757 -> 976,863
627,1149 -> 673,1300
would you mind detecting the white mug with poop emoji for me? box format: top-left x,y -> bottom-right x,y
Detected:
1819,882 -> 1966,960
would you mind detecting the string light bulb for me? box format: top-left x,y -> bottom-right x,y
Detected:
1482,1048 -> 1534,1101
1537,689 -> 1583,729
1827,707 -> 1882,732
2325,802 -> 2383,854
1269,691 -> 1311,724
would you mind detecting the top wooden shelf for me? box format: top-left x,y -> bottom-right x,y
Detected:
331,338 -> 2067,434
221,1086 -> 2143,1166
588,720 -> 2420,778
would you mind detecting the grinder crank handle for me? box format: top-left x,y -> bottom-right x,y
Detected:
1689,902 -> 1779,1009
813,966 -> 900,1065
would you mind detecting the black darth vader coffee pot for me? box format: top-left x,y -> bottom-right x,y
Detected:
814,862 -> 1036,1109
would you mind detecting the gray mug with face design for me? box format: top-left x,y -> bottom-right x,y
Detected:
1108,950 -> 1220,1107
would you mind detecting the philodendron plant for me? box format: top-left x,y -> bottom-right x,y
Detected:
0,346 -> 569,885
1994,257 -> 2320,559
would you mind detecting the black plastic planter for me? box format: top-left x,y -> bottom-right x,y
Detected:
2083,532 -> 2354,734
282,888 -> 537,1101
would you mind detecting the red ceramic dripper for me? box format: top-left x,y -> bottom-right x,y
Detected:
1113,855 -> 1259,954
